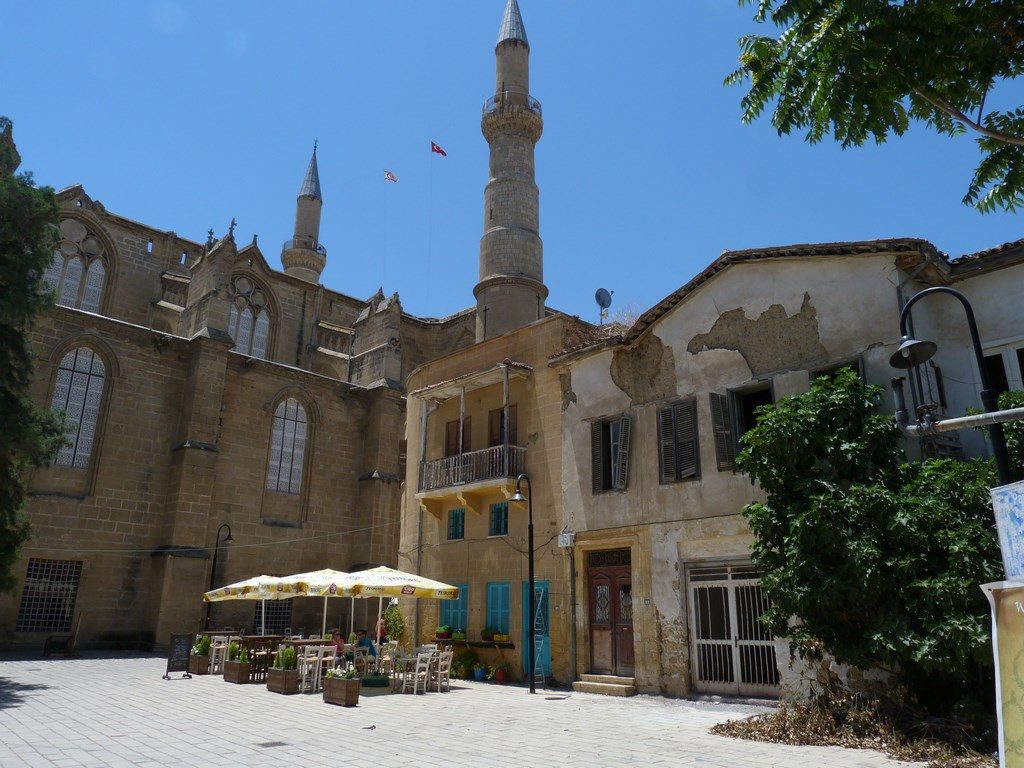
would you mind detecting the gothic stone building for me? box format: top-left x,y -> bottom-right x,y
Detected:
0,144 -> 478,648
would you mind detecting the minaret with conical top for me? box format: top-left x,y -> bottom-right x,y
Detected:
281,143 -> 327,282
475,0 -> 546,342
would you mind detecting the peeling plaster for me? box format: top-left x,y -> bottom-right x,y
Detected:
610,333 -> 677,406
559,372 -> 577,412
687,293 -> 828,376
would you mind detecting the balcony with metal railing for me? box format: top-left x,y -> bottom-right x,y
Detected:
483,92 -> 542,117
281,239 -> 328,257
416,444 -> 526,517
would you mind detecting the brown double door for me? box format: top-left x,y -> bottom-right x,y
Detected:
587,550 -> 634,677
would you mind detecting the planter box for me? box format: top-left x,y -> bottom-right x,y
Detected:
492,634 -> 510,643
323,676 -> 360,707
223,659 -> 250,684
361,675 -> 389,688
266,667 -> 299,695
188,654 -> 210,675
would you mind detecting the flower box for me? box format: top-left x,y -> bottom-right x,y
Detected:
492,633 -> 510,643
223,659 -> 251,684
323,676 -> 361,707
266,667 -> 299,695
452,631 -> 466,641
188,654 -> 210,675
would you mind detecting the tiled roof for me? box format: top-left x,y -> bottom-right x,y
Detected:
950,236 -> 1024,268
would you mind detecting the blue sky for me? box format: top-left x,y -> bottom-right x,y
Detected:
3,1 -> 1020,321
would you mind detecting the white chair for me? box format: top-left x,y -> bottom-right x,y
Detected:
432,650 -> 453,692
353,647 -> 373,677
402,652 -> 432,694
298,647 -> 320,692
209,635 -> 229,674
314,646 -> 336,692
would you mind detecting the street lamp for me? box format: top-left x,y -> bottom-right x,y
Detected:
890,286 -> 1012,486
204,523 -> 234,630
510,473 -> 536,695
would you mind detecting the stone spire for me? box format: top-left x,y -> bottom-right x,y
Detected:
497,0 -> 528,47
474,0 -> 546,342
299,141 -> 322,200
282,142 -> 327,283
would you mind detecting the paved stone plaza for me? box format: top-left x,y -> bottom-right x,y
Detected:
0,655 -> 918,767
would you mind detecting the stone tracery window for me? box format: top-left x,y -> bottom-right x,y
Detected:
50,348 -> 106,468
227,275 -> 271,359
267,398 -> 307,494
44,219 -> 108,313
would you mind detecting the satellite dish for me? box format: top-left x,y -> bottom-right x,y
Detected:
595,288 -> 613,326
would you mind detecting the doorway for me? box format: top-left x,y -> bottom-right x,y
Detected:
587,549 -> 634,677
687,562 -> 779,697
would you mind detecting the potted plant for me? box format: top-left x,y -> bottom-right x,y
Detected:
492,632 -> 510,643
488,660 -> 512,684
451,628 -> 466,641
472,663 -> 488,682
434,624 -> 452,640
480,626 -> 498,642
323,667 -> 360,707
451,648 -> 477,679
383,602 -> 405,644
188,635 -> 211,675
266,647 -> 299,695
223,642 -> 250,684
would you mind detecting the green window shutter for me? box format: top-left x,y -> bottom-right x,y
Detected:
710,393 -> 736,471
674,399 -> 699,479
590,421 -> 604,493
657,406 -> 676,483
613,414 -> 633,490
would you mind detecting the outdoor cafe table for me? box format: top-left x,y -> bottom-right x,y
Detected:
392,652 -> 437,692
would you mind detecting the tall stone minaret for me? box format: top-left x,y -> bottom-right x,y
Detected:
281,143 -> 326,283
475,0 -> 546,342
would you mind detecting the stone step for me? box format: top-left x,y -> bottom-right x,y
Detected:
580,674 -> 636,686
572,680 -> 637,697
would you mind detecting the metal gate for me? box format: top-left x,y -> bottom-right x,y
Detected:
687,562 -> 779,697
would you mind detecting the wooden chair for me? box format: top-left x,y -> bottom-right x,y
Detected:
209,635 -> 229,674
402,653 -> 432,694
432,650 -> 453,693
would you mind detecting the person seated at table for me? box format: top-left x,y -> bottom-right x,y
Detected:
356,629 -> 377,658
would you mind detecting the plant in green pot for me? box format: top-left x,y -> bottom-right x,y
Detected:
480,626 -> 498,642
451,628 -> 466,641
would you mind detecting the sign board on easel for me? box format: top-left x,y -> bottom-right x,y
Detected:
163,633 -> 194,680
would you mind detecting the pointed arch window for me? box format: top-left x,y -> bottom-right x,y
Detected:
228,275 -> 271,359
47,219 -> 108,312
50,348 -> 106,469
267,398 -> 307,494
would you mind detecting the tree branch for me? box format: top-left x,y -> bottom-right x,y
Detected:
913,86 -> 1024,147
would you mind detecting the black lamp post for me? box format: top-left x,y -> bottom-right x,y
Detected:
204,523 -> 234,630
890,286 -> 1012,486
510,473 -> 536,695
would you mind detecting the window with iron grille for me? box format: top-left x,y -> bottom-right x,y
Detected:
267,398 -> 308,494
448,508 -> 465,540
16,559 -> 83,633
489,502 -> 508,537
50,347 -> 105,468
657,399 -> 699,483
253,600 -> 292,634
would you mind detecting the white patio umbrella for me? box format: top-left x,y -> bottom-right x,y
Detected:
202,575 -> 305,635
274,569 -> 355,638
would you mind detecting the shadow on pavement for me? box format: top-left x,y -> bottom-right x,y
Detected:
0,677 -> 49,710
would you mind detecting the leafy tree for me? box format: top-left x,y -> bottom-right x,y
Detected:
997,390 -> 1024,472
383,602 -> 405,643
739,369 -> 1002,711
0,117 -> 64,592
729,1 -> 1024,212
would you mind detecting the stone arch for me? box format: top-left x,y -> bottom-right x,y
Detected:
227,272 -> 279,360
263,387 -> 319,497
48,210 -> 120,315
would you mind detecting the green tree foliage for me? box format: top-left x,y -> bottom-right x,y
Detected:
383,602 -> 405,642
997,390 -> 1024,472
729,1 -> 1024,212
738,370 -> 1002,710
0,117 -> 64,592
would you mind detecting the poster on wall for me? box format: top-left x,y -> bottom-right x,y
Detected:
992,480 -> 1024,579
983,581 -> 1024,767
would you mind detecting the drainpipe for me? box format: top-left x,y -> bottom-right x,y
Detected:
892,377 -> 1024,436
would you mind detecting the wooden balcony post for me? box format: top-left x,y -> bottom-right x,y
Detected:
503,361 -> 510,477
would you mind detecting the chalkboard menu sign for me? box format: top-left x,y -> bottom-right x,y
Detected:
164,633 -> 194,680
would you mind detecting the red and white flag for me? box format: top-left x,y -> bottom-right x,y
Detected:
384,169 -> 399,183
430,141 -> 447,157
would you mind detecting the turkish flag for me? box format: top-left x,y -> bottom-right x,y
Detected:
431,141 -> 448,157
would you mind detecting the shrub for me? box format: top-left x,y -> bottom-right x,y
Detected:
227,641 -> 240,662
451,648 -> 477,679
191,635 -> 211,657
383,603 -> 405,643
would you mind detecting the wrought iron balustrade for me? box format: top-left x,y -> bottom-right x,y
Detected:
483,92 -> 542,117
281,239 -> 328,257
419,444 -> 526,492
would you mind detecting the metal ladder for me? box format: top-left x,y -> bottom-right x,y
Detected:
532,584 -> 546,686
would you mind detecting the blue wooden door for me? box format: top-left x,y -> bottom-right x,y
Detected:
521,580 -> 551,677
